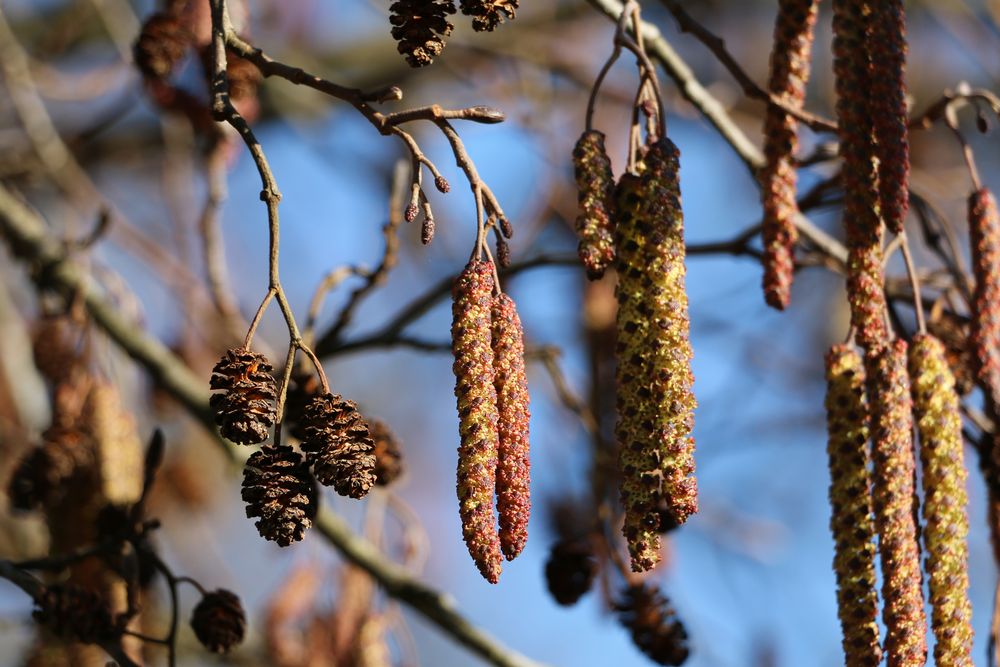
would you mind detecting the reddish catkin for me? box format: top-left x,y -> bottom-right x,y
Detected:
866,340 -> 927,667
573,130 -> 617,280
969,188 -> 1000,405
833,0 -> 889,351
909,335 -> 974,666
491,293 -> 531,561
451,260 -> 503,583
824,345 -> 881,667
868,0 -> 909,235
759,0 -> 820,310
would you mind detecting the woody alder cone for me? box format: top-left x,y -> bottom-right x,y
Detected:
33,585 -> 118,645
371,420 -> 404,486
300,393 -> 377,499
134,12 -> 189,80
209,348 -> 277,445
459,0 -> 517,31
389,0 -> 455,68
615,584 -> 690,666
190,589 -> 246,654
241,445 -> 318,546
544,540 -> 596,606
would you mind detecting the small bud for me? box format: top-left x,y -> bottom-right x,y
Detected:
435,175 -> 450,193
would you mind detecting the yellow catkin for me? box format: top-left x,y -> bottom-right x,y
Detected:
824,345 -> 881,666
908,334 -> 973,666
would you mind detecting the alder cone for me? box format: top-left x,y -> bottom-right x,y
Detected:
491,293 -> 531,561
371,419 -> 404,486
8,426 -> 94,511
908,335 -> 974,666
572,130 -> 617,280
241,445 -> 318,547
451,259 -> 503,583
32,585 -> 119,645
759,0 -> 820,310
459,0 -> 517,31
209,348 -> 277,445
389,0 -> 456,67
824,345 -> 881,666
615,584 -> 690,666
190,589 -> 246,654
134,12 -> 190,80
544,540 -> 596,606
300,393 -> 377,499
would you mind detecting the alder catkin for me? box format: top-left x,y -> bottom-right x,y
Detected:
615,138 -> 697,572
908,334 -> 974,667
865,339 -> 927,666
759,0 -> 820,310
824,345 -> 881,667
833,0 -> 889,351
491,293 -> 531,561
573,130 -> 617,280
451,259 -> 503,583
969,188 -> 1000,405
869,0 -> 910,235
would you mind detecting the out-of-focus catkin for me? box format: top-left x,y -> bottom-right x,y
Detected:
833,0 -> 889,351
824,345 -> 881,666
451,259 -> 503,583
969,188 -> 1000,405
869,1 -> 909,235
573,130 -> 616,280
491,293 -> 531,561
615,138 -> 697,572
759,0 -> 820,310
908,334 -> 974,666
866,340 -> 927,666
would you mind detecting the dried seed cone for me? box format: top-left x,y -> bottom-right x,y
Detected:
491,293 -> 531,561
190,589 -> 246,654
459,0 -> 517,31
389,0 -> 455,67
241,445 -> 318,547
615,138 -> 697,572
833,0 -> 889,351
544,540 -> 596,606
209,348 -> 277,445
573,130 -> 616,280
615,584 -> 690,666
824,345 -> 881,666
451,260 -> 503,583
134,12 -> 190,80
908,335 -> 974,666
371,420 -> 404,486
865,340 -> 927,666
32,585 -> 118,644
759,0 -> 820,310
969,188 -> 1000,406
300,393 -> 377,499
869,1 -> 909,235
8,426 -> 94,511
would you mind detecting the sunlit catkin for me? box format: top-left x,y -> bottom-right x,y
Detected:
491,293 -> 531,560
866,340 -> 927,666
824,345 -> 881,667
615,138 -> 697,572
833,0 -> 889,351
969,188 -> 1000,405
759,0 -> 819,310
451,259 -> 503,583
909,334 -> 973,666
573,130 -> 616,280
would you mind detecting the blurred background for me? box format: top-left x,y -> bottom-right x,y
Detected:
0,0 -> 998,665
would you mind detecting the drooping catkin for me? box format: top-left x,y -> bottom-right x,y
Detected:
615,138 -> 697,572
824,345 -> 881,667
491,293 -> 531,561
451,259 -> 503,583
908,334 -> 974,667
759,0 -> 820,310
865,339 -> 927,666
833,0 -> 889,351
969,188 -> 1000,405
573,130 -> 616,280
869,0 -> 909,235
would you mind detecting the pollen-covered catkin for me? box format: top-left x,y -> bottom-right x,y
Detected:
866,339 -> 927,666
908,334 -> 974,666
573,130 -> 616,280
969,188 -> 1000,405
491,293 -> 531,561
615,138 -> 697,572
451,260 -> 503,583
759,0 -> 820,310
833,0 -> 889,351
824,345 -> 881,667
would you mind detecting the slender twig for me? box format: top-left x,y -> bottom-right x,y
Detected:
899,233 -> 927,334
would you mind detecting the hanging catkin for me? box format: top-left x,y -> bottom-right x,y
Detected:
833,0 -> 889,351
573,130 -> 616,280
869,0 -> 909,235
909,334 -> 974,666
491,293 -> 531,561
451,259 -> 503,583
615,138 -> 697,572
824,345 -> 881,667
969,188 -> 1000,405
759,0 -> 820,310
866,339 -> 927,666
